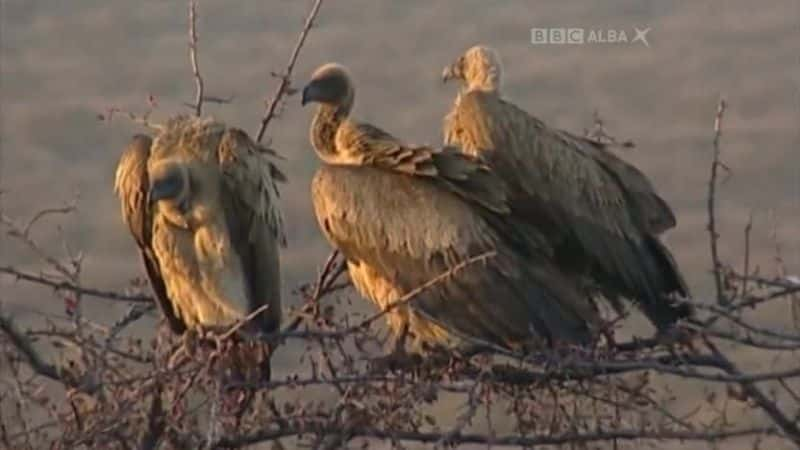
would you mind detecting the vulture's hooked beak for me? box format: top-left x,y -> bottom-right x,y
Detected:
301,83 -> 317,106
441,61 -> 461,84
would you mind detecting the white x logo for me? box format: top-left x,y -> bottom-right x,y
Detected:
632,27 -> 651,47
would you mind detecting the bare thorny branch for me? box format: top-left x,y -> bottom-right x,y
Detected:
2,189 -> 799,449
255,0 -> 325,143
282,249 -> 346,335
1,235 -> 798,447
213,424 -> 782,449
0,314 -> 62,385
708,98 -> 728,306
0,266 -> 152,303
188,0 -> 204,117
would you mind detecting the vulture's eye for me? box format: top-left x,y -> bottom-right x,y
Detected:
148,170 -> 184,204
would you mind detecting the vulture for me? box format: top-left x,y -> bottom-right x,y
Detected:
301,63 -> 601,353
114,116 -> 285,335
441,45 -> 691,330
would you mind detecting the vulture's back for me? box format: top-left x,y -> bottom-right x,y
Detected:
447,90 -> 675,235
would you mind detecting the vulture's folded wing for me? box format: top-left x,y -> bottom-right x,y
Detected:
216,128 -> 284,333
314,123 -> 599,347
446,91 -> 689,325
114,135 -> 186,333
447,92 -> 642,239
563,132 -> 677,234
343,121 -> 510,215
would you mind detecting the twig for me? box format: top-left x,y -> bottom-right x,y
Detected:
182,95 -> 234,109
188,0 -> 204,117
583,110 -> 636,149
702,337 -> 800,443
741,211 -> 753,299
438,376 -> 484,444
255,0 -> 324,142
1,210 -> 76,280
352,251 -> 496,331
0,266 -> 153,303
694,304 -> 800,343
138,383 -> 165,450
214,424 -> 779,448
224,374 -> 399,391
729,272 -> 800,291
29,329 -> 153,365
3,421 -> 59,445
0,313 -> 64,385
218,303 -> 271,340
487,353 -> 800,385
700,327 -> 800,351
99,108 -> 163,131
21,204 -> 76,237
204,386 -> 221,450
108,304 -> 156,338
281,250 -> 343,334
708,97 -> 727,306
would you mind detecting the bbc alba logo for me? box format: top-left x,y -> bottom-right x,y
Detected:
531,28 -> 585,44
531,27 -> 651,47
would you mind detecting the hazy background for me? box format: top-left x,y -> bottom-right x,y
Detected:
1,1 -> 798,447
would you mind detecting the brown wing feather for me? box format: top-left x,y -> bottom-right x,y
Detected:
217,128 -> 284,333
571,136 -> 677,233
340,121 -> 510,215
114,135 -> 186,334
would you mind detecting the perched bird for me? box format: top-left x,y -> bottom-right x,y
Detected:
442,45 -> 691,330
114,116 -> 285,336
301,63 -> 601,353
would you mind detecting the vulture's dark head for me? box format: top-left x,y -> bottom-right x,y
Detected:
302,63 -> 355,115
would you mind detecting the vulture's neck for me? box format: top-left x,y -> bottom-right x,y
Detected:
310,103 -> 350,164
467,84 -> 500,96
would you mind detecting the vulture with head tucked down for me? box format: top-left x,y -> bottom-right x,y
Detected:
442,45 -> 691,330
114,116 -> 285,335
301,63 -> 601,353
